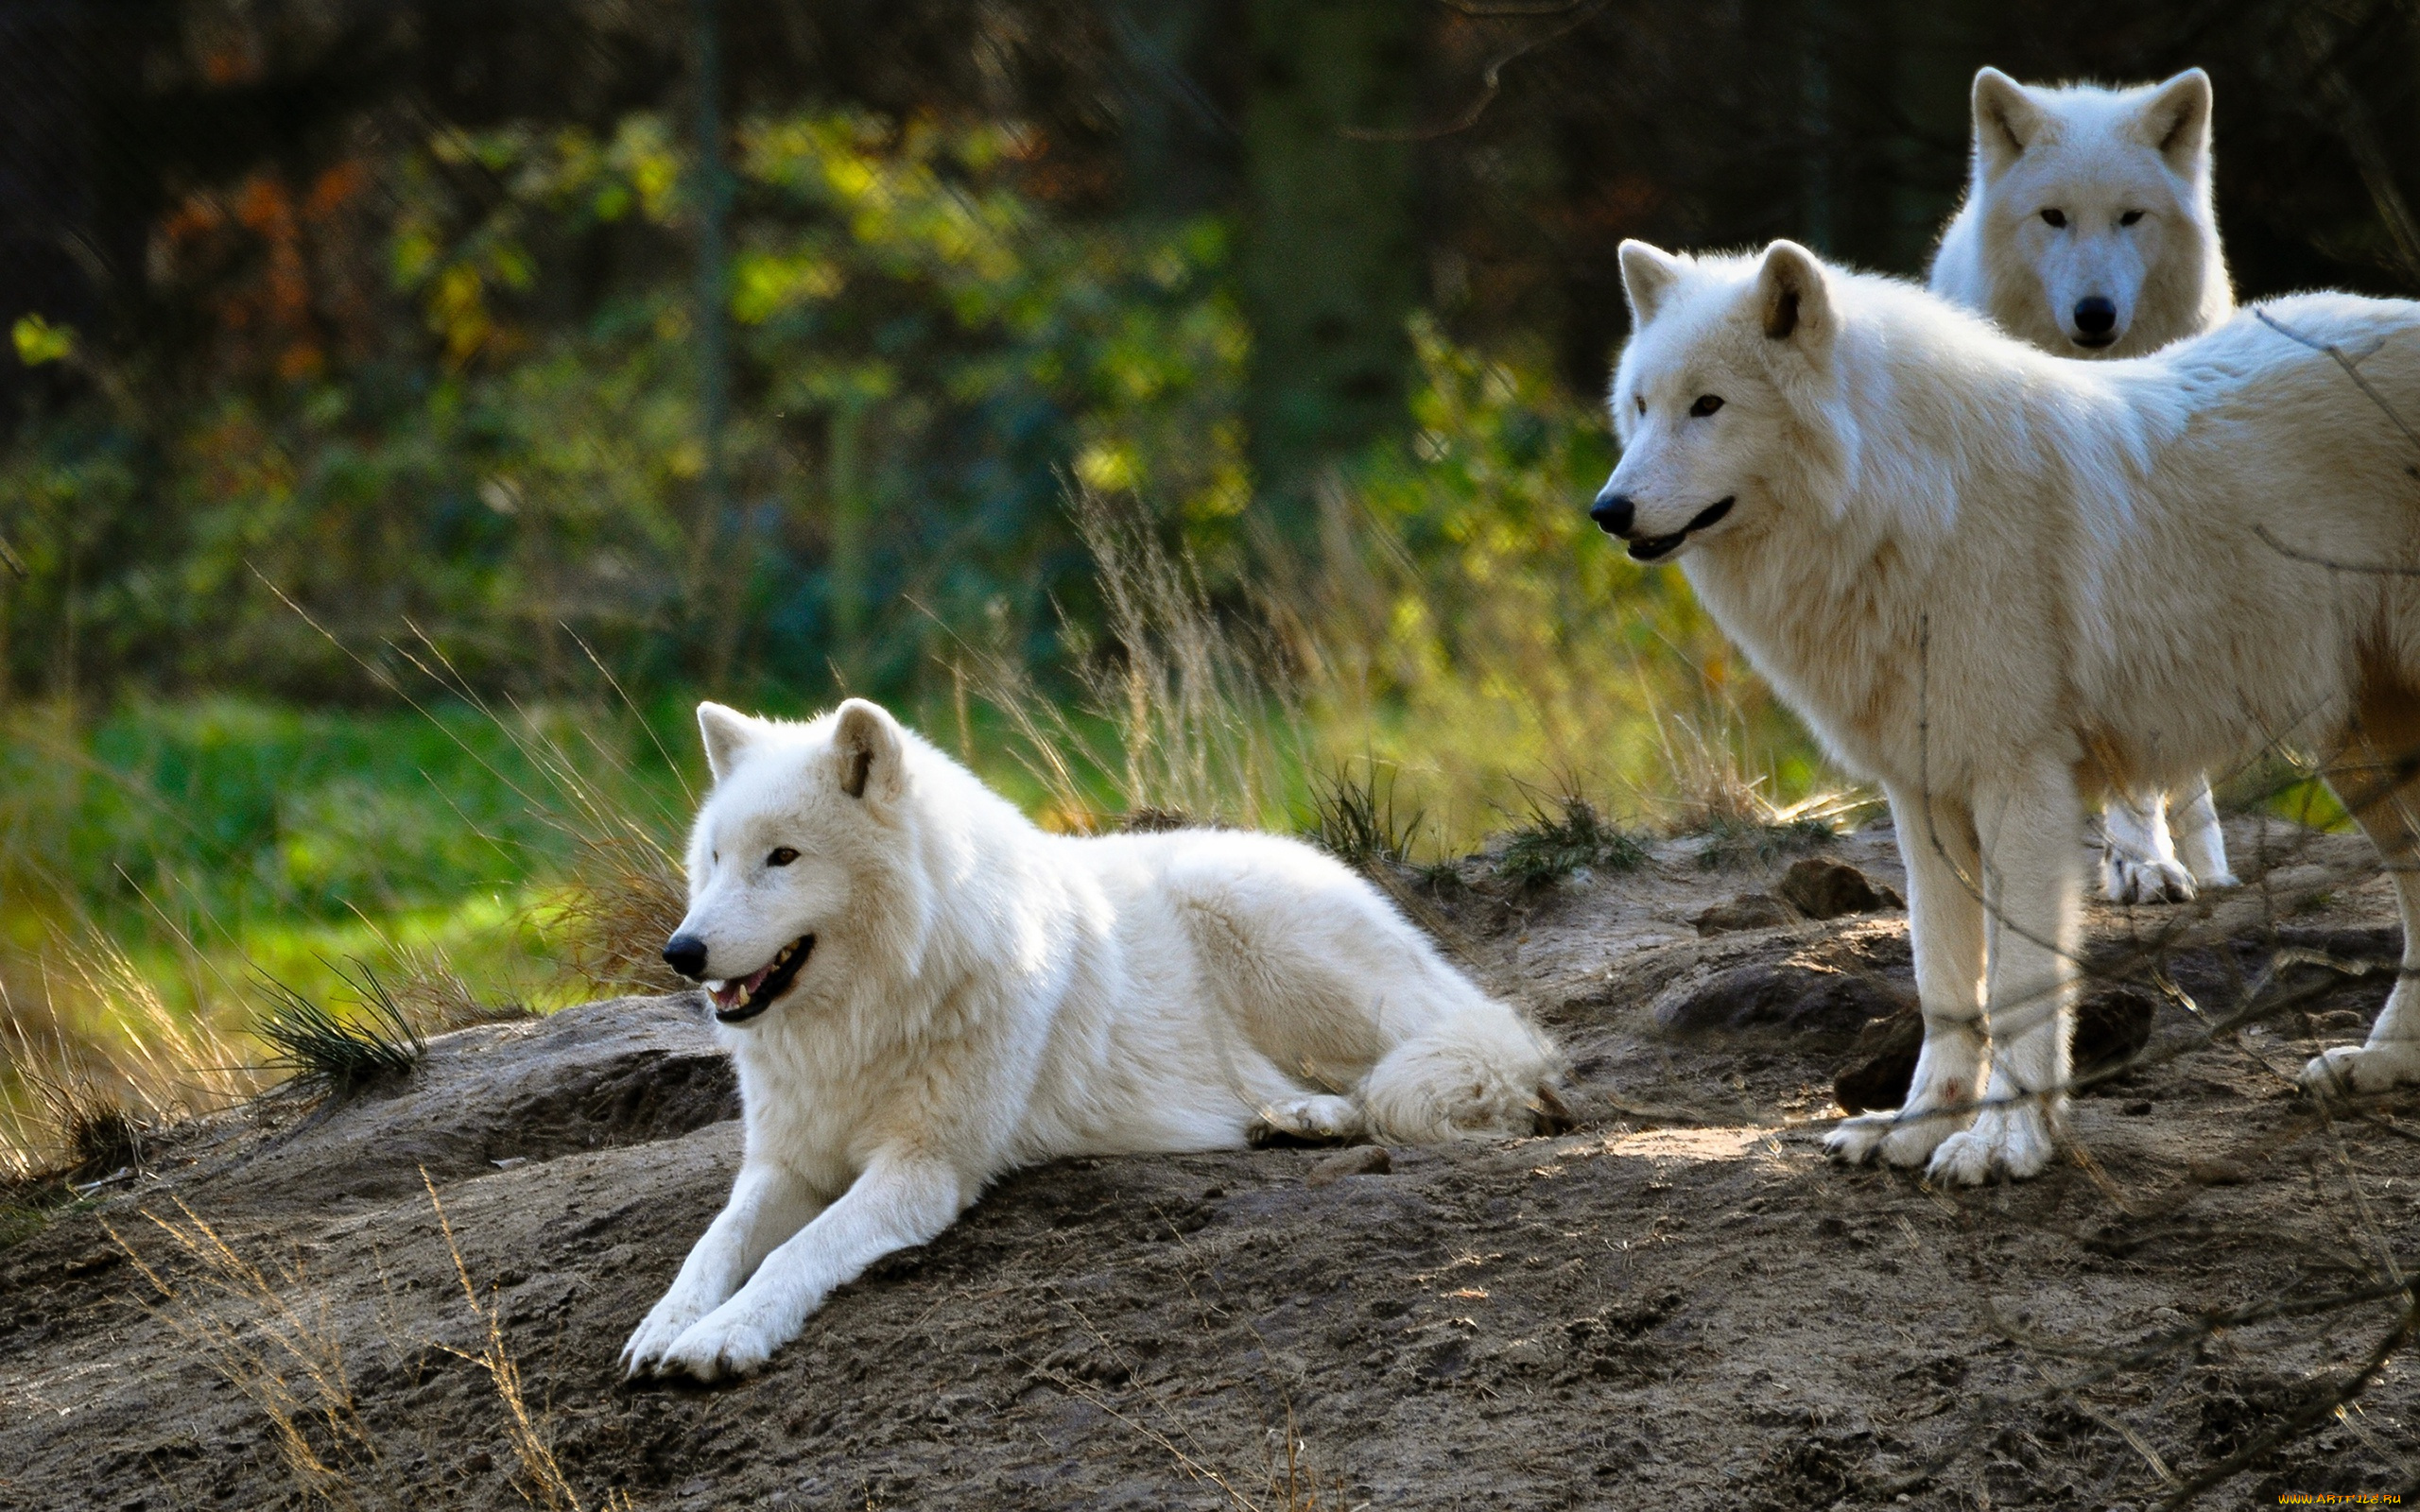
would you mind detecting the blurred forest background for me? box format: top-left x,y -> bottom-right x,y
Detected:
6,0 -> 2420,1164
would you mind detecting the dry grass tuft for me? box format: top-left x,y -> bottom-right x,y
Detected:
2,927 -> 257,1187
378,939 -> 532,1033
965,488 -> 1306,833
32,1071 -> 147,1177
1650,708 -> 1869,867
112,1198 -> 383,1507
110,1180 -> 631,1511
538,815 -> 690,996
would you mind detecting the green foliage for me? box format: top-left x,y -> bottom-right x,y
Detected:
252,961 -> 425,1095
0,699 -> 600,933
1,108 -> 1248,701
1295,318 -> 1826,842
1495,793 -> 1649,890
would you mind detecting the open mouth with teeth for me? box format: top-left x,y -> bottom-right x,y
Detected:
705,935 -> 814,1024
1627,497 -> 1735,561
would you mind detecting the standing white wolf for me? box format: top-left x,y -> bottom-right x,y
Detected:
1592,236 -> 2420,1183
621,697 -> 1559,1380
1930,65 -> 2238,904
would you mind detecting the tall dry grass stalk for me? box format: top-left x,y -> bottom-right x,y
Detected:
422,1171 -> 630,1512
2,926 -> 258,1182
253,575 -> 691,999
1271,477 -> 1827,852
109,1182 -> 630,1511
960,480 -> 1831,861
1645,704 -> 1871,841
112,1197 -> 383,1507
967,489 -> 1308,832
374,627 -> 692,999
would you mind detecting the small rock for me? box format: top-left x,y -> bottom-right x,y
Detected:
2310,1007 -> 2368,1034
1775,857 -> 1903,919
490,1157 -> 528,1171
1307,1146 -> 1392,1186
1656,962 -> 1910,1044
1693,893 -> 1802,936
2187,1157 -> 2249,1186
2122,1100 -> 2154,1116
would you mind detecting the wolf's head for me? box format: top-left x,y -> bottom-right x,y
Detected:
1593,238 -> 1858,562
1960,67 -> 2224,356
661,698 -> 923,1027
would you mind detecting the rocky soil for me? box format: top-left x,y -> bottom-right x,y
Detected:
3,816 -> 2416,1511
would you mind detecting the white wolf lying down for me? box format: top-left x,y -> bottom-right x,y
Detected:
1929,65 -> 2238,904
621,698 -> 1559,1380
1592,237 -> 2420,1182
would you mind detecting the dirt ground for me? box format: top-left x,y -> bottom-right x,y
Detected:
3,816 -> 2415,1511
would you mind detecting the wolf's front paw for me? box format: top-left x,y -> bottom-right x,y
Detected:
1925,1103 -> 2056,1185
1248,1093 -> 1365,1146
1825,1106 -> 1968,1169
2100,852 -> 2195,905
620,1289 -> 713,1379
2302,1041 -> 2420,1098
656,1306 -> 781,1383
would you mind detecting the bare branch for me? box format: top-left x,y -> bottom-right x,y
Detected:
1342,0 -> 1611,143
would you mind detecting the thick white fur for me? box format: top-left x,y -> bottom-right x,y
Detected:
1930,66 -> 2238,904
621,698 -> 1558,1380
1604,239 -> 2420,1183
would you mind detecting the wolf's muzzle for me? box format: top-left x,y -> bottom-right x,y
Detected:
1621,496 -> 1735,561
1589,488 -> 1634,537
2071,296 -> 2118,347
663,933 -> 708,981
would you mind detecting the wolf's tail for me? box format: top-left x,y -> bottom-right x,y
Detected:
1359,1002 -> 1564,1143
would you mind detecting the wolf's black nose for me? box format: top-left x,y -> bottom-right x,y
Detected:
662,934 -> 709,981
1590,488 -> 1634,537
2073,297 -> 2117,336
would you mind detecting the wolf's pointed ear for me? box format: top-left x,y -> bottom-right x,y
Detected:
2135,68 -> 2212,174
697,702 -> 757,784
831,698 -> 904,800
1972,68 -> 2044,179
1754,240 -> 1833,352
1619,240 -> 1685,328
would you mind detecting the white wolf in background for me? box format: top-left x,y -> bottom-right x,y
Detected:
1593,237 -> 2420,1182
621,698 -> 1560,1380
1930,65 -> 2238,905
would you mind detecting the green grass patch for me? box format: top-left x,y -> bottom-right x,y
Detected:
1495,793 -> 1649,889
1304,761 -> 1422,871
252,962 -> 426,1095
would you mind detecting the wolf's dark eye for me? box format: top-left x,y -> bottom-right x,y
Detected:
2119,210 -> 2144,227
1634,396 -> 1647,416
1688,394 -> 1724,418
2040,208 -> 2066,228
767,847 -> 799,868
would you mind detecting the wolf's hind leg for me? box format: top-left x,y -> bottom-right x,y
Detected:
2169,778 -> 2238,889
2306,693 -> 2420,1096
1248,1093 -> 1366,1145
1828,784 -> 1987,1169
2100,790 -> 2195,903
